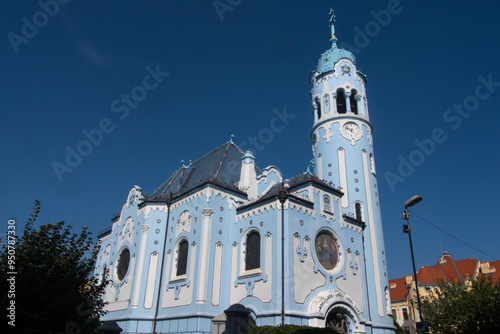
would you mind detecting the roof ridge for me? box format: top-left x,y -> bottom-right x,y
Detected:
214,142 -> 231,180
188,142 -> 233,168
449,258 -> 463,282
151,167 -> 183,196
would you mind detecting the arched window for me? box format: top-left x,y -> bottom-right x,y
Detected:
336,89 -> 347,114
315,97 -> 322,120
355,202 -> 363,221
177,239 -> 189,276
350,89 -> 358,115
324,94 -> 330,113
245,231 -> 261,271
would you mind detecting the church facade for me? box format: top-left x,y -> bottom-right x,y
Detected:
94,10 -> 395,334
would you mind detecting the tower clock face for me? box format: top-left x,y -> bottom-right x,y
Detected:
343,122 -> 360,139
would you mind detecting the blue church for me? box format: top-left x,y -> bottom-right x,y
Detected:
94,10 -> 395,334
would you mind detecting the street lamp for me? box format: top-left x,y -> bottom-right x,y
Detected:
278,183 -> 289,326
402,195 -> 428,333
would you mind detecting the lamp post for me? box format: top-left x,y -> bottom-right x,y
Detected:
402,195 -> 428,333
277,183 -> 289,326
152,192 -> 173,334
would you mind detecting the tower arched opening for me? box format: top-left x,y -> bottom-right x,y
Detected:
315,97 -> 322,120
350,89 -> 358,115
336,89 -> 347,114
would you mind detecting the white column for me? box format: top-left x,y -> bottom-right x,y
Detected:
332,92 -> 338,113
317,154 -> 323,180
338,148 -> 348,208
345,92 -> 352,113
132,224 -> 149,308
355,95 -> 362,115
212,242 -> 223,306
197,208 -> 213,304
362,150 -> 384,317
144,251 -> 159,309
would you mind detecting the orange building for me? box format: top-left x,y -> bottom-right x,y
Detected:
389,252 -> 499,333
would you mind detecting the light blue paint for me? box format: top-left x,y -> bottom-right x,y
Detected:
94,10 -> 395,334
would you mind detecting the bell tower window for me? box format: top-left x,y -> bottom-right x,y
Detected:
350,89 -> 359,115
336,89 -> 347,114
355,202 -> 363,221
315,97 -> 322,120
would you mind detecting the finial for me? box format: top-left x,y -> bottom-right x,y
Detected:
305,159 -> 316,175
229,134 -> 235,144
329,8 -> 338,46
181,160 -> 192,168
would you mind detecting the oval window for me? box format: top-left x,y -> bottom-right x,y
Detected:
116,248 -> 130,281
314,231 -> 339,271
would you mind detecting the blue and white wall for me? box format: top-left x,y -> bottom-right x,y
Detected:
310,39 -> 394,332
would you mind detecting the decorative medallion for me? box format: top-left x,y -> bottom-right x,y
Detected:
315,230 -> 339,271
341,65 -> 351,76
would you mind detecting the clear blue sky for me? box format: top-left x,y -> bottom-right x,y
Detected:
2,0 -> 499,280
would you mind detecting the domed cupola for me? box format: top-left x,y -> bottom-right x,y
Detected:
310,9 -> 369,126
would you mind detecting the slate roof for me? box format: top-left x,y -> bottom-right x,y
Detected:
145,142 -> 256,203
237,173 -> 343,212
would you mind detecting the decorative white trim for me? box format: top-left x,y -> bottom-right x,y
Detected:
362,150 -> 384,317
236,200 -> 315,222
339,217 -> 364,233
144,252 -> 159,309
197,208 -> 214,304
317,154 -> 323,180
338,148 -> 348,208
211,242 -> 223,306
131,224 -> 149,308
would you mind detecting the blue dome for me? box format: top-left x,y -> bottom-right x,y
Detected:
316,42 -> 356,76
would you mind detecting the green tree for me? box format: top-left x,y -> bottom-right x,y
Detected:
421,276 -> 500,333
0,200 -> 109,334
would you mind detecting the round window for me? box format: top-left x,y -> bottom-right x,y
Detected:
314,230 -> 339,271
116,248 -> 130,281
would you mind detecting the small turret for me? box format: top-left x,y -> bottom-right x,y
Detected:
239,151 -> 257,199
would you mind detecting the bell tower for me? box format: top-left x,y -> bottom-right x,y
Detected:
310,9 -> 393,331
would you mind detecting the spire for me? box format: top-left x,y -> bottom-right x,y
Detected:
315,9 -> 356,75
329,9 -> 338,46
